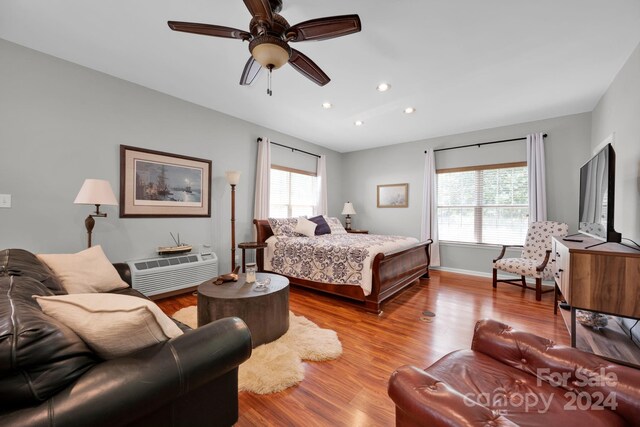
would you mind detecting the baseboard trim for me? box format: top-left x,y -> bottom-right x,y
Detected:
430,266 -> 553,287
430,266 -> 492,279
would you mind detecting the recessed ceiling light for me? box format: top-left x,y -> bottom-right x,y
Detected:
322,102 -> 332,109
376,83 -> 391,92
404,107 -> 416,114
354,120 -> 364,126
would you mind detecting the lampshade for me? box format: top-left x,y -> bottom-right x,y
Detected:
342,202 -> 356,216
225,171 -> 241,186
74,179 -> 118,206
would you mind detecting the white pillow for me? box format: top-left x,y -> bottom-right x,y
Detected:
37,245 -> 128,293
34,293 -> 183,359
294,217 -> 317,237
324,216 -> 348,234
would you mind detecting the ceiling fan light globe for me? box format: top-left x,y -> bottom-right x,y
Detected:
249,35 -> 291,69
251,43 -> 290,69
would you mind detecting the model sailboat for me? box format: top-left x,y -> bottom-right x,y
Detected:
157,232 -> 192,255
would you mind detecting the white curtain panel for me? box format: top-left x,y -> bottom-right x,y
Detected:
421,148 -> 440,266
254,137 -> 271,224
526,132 -> 547,222
315,155 -> 328,216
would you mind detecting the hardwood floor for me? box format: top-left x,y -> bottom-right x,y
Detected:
156,270 -> 570,426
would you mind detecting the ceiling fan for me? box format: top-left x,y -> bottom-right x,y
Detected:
168,0 -> 361,92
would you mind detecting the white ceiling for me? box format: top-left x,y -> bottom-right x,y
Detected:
1,0 -> 640,153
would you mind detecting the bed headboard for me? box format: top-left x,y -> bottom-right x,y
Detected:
253,219 -> 273,244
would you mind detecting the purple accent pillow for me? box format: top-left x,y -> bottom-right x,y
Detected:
309,215 -> 331,235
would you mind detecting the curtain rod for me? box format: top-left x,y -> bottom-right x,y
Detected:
257,138 -> 321,159
426,134 -> 548,154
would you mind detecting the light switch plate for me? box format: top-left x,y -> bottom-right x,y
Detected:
0,194 -> 11,208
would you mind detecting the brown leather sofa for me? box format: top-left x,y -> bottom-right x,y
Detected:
0,248 -> 252,427
388,319 -> 640,426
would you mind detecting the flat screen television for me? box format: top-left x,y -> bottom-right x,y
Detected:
578,143 -> 621,242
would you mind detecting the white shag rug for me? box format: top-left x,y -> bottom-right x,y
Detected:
171,306 -> 342,394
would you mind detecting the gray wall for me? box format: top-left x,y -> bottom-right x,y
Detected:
591,41 -> 640,244
590,40 -> 640,336
0,39 -> 343,272
342,113 -> 592,275
3,34 -> 636,278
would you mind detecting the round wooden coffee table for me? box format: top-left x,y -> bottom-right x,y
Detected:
197,272 -> 289,348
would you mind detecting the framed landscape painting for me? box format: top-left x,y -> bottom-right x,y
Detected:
377,183 -> 409,208
120,145 -> 212,217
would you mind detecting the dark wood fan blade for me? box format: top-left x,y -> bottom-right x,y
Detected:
239,57 -> 263,85
287,15 -> 361,42
243,0 -> 273,22
167,21 -> 250,40
289,49 -> 330,86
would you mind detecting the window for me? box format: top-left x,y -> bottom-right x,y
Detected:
437,162 -> 528,245
270,165 -> 318,217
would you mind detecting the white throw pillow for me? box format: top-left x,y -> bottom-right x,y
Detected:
34,293 -> 183,359
294,217 -> 317,237
37,245 -> 128,293
324,216 -> 348,234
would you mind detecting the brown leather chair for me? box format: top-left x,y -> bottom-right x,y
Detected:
388,319 -> 640,426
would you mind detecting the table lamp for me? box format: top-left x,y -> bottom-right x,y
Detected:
342,202 -> 356,230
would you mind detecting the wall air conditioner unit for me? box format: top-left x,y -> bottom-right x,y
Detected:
127,252 -> 218,297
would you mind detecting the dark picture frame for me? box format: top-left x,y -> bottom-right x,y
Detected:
120,145 -> 212,218
377,183 -> 409,208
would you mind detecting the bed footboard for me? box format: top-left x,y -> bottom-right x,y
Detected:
366,240 -> 432,313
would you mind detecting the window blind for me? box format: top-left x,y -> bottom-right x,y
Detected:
270,166 -> 317,217
437,163 -> 528,245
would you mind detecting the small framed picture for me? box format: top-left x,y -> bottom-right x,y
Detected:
120,145 -> 212,217
377,183 -> 409,208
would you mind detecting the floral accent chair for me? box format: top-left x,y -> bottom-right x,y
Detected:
492,221 -> 569,302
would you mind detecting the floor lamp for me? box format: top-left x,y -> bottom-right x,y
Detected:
225,171 -> 241,270
74,179 -> 118,248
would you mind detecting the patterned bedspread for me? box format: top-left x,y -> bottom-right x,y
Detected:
264,234 -> 419,296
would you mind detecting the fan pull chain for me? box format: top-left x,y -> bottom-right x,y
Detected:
267,65 -> 273,96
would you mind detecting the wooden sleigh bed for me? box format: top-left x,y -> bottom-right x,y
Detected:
253,219 -> 432,313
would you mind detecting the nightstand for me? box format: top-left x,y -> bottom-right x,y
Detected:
346,229 -> 368,234
238,242 -> 268,272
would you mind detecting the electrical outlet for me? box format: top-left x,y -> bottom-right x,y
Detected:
0,194 -> 11,208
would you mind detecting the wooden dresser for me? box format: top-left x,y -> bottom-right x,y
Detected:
552,236 -> 640,366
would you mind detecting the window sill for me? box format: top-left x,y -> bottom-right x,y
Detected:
438,241 -> 522,251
